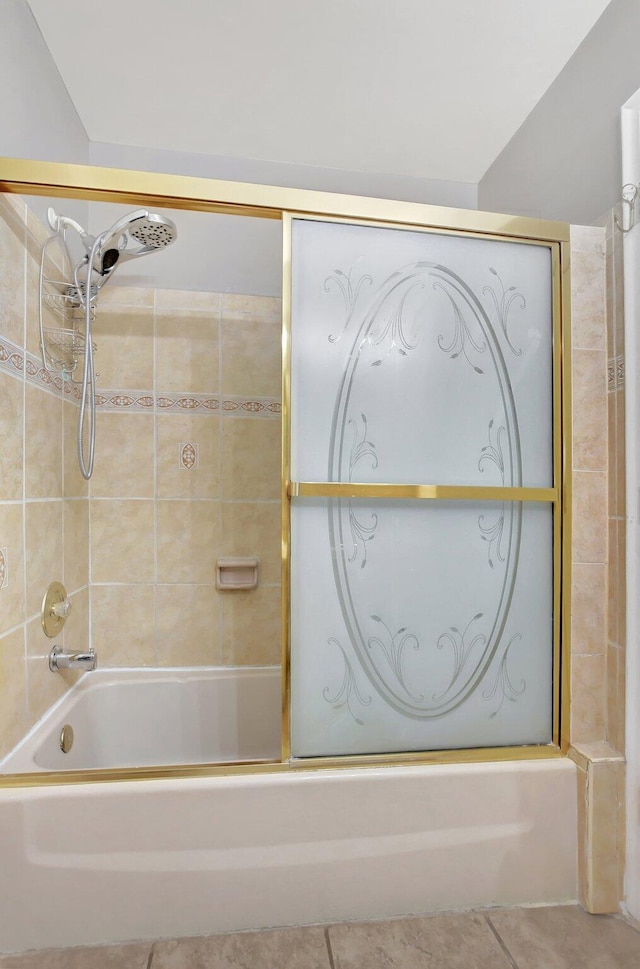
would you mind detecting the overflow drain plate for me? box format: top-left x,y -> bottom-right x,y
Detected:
59,724 -> 74,754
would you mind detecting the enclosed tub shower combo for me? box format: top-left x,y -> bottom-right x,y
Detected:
0,158 -> 578,953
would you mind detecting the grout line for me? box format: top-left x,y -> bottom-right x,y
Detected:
324,927 -> 336,969
87,452 -> 93,656
4,497 -> 74,504
146,941 -> 155,969
484,915 -> 520,969
87,384 -> 94,656
218,292 -> 224,664
82,497 -> 281,506
61,402 -> 66,656
88,582 -> 281,590
0,497 -> 279,505
572,343 -> 607,352
153,287 -> 159,667
607,352 -> 616,558
21,207 -> 29,728
0,619 -> 29,641
88,496 -> 219,502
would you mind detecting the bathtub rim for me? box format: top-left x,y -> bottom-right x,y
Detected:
0,742 -> 565,788
0,663 -> 565,786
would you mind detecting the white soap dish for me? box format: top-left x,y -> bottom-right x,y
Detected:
216,557 -> 259,591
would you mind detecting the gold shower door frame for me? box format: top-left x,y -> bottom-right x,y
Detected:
0,158 -> 571,787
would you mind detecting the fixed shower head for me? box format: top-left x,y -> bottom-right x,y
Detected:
89,209 -> 178,277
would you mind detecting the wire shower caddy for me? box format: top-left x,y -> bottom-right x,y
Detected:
39,239 -> 97,380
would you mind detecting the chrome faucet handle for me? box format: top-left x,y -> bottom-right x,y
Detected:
51,599 -> 72,619
41,581 -> 71,638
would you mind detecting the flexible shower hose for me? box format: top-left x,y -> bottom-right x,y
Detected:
74,234 -> 103,480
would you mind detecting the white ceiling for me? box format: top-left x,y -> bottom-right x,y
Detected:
28,0 -> 612,184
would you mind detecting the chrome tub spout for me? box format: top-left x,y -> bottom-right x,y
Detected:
49,645 -> 97,672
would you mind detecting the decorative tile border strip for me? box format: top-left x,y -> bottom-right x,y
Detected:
64,381 -> 84,402
0,336 -> 67,399
95,389 -> 281,417
616,355 -> 625,389
0,336 -> 25,381
1,331 -> 281,417
2,338 -> 281,416
94,390 -> 154,413
221,395 -> 282,417
25,348 -> 65,398
156,393 -> 219,414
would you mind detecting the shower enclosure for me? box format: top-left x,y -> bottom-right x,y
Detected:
0,158 -> 570,782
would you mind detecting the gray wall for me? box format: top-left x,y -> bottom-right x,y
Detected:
88,143 -> 477,296
90,142 -> 478,210
478,0 -> 640,225
0,0 -> 89,225
0,0 -> 478,296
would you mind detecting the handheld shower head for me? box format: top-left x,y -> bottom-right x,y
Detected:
128,213 -> 177,249
44,206 -> 178,482
89,209 -> 178,277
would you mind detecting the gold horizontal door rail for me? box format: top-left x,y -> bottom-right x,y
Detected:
289,482 -> 558,502
0,157 -> 570,242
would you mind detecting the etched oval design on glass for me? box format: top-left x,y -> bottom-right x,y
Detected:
327,262 -> 523,719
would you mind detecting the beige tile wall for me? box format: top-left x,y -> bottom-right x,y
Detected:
570,226 -> 609,744
598,206 -> 626,754
574,210 -> 626,754
570,218 -> 626,913
89,286 -> 282,670
0,195 -> 89,761
571,741 -> 625,914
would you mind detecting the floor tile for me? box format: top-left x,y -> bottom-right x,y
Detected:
489,905 -> 640,969
0,941 -> 151,968
151,925 -> 330,969
328,912 -> 514,969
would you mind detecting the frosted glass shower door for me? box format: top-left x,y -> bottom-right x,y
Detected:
287,216 -> 559,759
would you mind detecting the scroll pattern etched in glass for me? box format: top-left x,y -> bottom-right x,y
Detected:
289,218 -> 555,757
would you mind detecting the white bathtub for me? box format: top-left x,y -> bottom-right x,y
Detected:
0,667 -> 578,955
0,760 -> 577,954
1,666 -> 281,773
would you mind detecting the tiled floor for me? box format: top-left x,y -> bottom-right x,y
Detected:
2,904 -> 640,968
